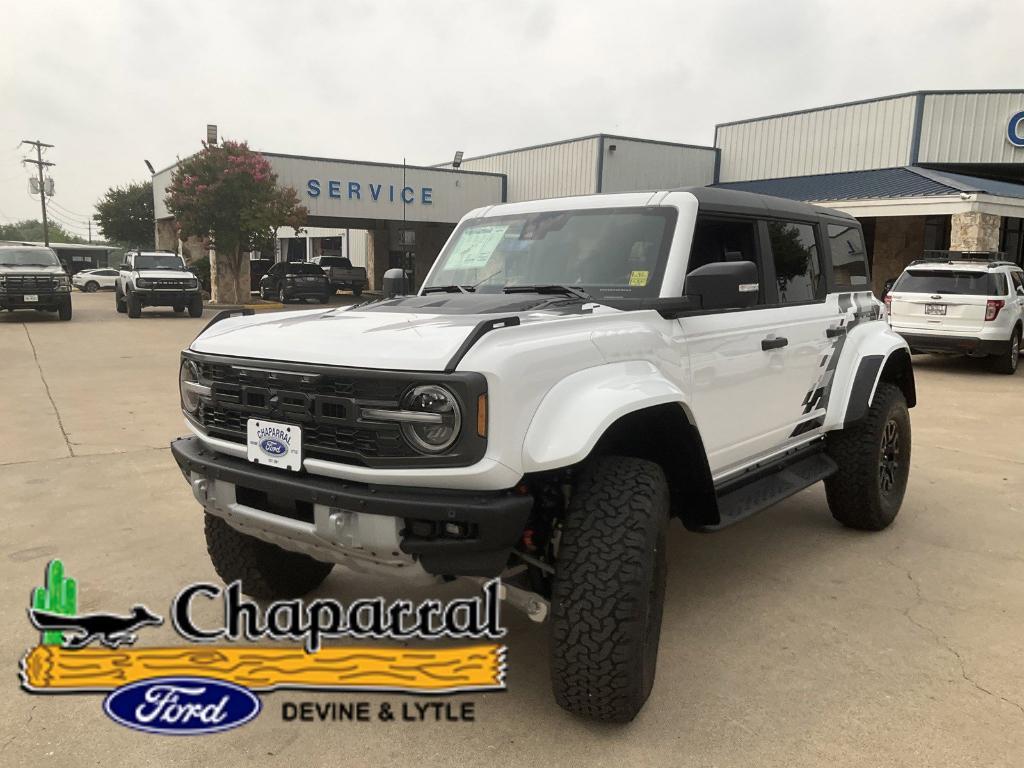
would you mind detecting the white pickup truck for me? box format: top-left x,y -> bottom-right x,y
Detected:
172,187 -> 915,722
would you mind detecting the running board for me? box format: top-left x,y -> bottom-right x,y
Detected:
701,450 -> 838,532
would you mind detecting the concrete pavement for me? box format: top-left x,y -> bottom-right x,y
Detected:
2,292 -> 1023,767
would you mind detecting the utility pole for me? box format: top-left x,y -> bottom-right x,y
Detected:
87,219 -> 92,243
21,139 -> 55,246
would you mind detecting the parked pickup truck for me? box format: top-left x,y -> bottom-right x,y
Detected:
311,255 -> 367,296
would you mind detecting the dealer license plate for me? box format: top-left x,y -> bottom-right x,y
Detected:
924,304 -> 946,316
246,418 -> 302,471
24,294 -> 38,302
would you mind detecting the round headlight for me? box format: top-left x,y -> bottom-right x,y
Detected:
136,278 -> 150,288
179,359 -> 201,413
400,385 -> 461,454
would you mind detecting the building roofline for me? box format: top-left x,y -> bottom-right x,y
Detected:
438,133 -> 716,166
715,89 -> 1024,131
154,151 -> 508,180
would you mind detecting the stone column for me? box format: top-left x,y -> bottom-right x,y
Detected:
950,212 -> 1002,252
154,218 -> 178,251
366,227 -> 391,291
868,216 -> 926,295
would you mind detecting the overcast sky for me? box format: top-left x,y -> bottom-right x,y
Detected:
1,0 -> 1021,238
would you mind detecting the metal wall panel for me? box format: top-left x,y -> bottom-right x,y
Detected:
153,156 -> 504,223
451,138 -> 600,202
917,91 -> 1024,164
716,95 -> 917,182
599,138 -> 717,192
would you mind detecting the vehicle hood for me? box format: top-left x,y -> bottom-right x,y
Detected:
135,269 -> 194,280
191,293 -> 603,370
0,265 -> 65,276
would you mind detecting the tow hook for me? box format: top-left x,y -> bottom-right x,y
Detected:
467,577 -> 549,623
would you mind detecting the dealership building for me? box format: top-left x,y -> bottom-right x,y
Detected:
153,89 -> 1024,295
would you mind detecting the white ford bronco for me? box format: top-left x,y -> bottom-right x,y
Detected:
116,249 -> 203,318
171,188 -> 916,722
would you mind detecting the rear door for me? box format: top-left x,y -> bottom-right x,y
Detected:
889,268 -> 991,333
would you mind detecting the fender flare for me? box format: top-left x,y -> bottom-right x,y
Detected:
843,346 -> 915,426
521,361 -> 689,472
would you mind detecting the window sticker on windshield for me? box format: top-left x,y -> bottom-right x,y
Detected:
629,270 -> 649,287
445,225 -> 510,269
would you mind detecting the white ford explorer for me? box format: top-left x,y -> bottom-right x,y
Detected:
886,254 -> 1024,374
171,188 -> 916,722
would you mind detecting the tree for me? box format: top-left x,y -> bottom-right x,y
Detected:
165,141 -> 307,304
0,219 -> 89,244
94,181 -> 155,248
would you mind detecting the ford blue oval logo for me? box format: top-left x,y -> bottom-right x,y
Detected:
103,676 -> 261,735
259,437 -> 287,456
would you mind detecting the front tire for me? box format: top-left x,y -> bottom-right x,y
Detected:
188,293 -> 204,318
205,515 -> 333,598
57,298 -> 72,321
84,281 -> 99,293
115,288 -> 127,314
825,382 -> 910,531
352,286 -> 363,297
992,328 -> 1020,375
550,456 -> 669,723
278,288 -> 287,304
126,292 -> 142,318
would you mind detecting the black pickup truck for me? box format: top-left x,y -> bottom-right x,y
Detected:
311,255 -> 368,296
0,245 -> 73,320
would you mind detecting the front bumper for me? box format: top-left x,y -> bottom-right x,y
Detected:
134,288 -> 199,307
896,331 -> 1004,356
0,292 -> 68,310
170,435 -> 533,577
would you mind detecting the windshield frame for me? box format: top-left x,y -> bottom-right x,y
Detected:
422,206 -> 679,301
134,253 -> 186,271
0,247 -> 62,267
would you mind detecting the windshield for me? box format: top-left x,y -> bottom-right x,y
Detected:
894,269 -> 1000,296
135,253 -> 185,270
0,247 -> 61,267
423,207 -> 677,299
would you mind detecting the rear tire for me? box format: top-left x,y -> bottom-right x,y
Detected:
352,286 -> 363,297
127,292 -> 141,318
992,328 -> 1020,375
550,456 -> 669,723
278,288 -> 287,304
205,515 -> 333,599
188,293 -> 204,318
825,382 -> 910,531
57,298 -> 72,321
173,304 -> 185,313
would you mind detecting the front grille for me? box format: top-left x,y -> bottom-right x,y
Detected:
150,278 -> 192,289
4,275 -> 54,293
192,358 -> 433,466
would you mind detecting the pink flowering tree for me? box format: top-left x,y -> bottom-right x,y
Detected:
165,141 -> 307,304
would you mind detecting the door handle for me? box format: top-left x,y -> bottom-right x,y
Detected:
826,326 -> 846,338
761,336 -> 788,351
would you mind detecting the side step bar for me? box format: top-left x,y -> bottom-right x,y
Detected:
700,447 -> 838,532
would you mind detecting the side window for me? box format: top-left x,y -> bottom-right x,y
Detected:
992,273 -> 1008,296
767,220 -> 823,303
826,223 -> 870,291
686,216 -> 763,303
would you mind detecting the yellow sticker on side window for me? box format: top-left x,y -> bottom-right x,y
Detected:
629,270 -> 649,287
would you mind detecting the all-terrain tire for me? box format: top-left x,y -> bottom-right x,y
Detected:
991,328 -> 1020,375
57,298 -> 72,321
204,515 -> 333,599
188,293 -> 204,318
115,288 -> 127,314
825,382 -> 910,531
127,292 -> 142,318
550,456 -> 669,723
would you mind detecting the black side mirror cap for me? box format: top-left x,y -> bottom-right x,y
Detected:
684,261 -> 760,311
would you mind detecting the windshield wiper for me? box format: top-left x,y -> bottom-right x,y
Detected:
422,284 -> 474,294
503,284 -> 592,301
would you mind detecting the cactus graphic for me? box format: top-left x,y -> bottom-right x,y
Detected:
31,560 -> 77,645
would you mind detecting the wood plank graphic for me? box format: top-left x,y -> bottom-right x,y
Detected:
21,644 -> 505,693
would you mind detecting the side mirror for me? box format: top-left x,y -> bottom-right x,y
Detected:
684,261 -> 759,311
382,267 -> 408,299
121,263 -> 131,271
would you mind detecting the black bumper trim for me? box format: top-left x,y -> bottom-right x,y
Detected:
170,435 -> 532,577
134,289 -> 200,307
898,332 -> 1003,356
